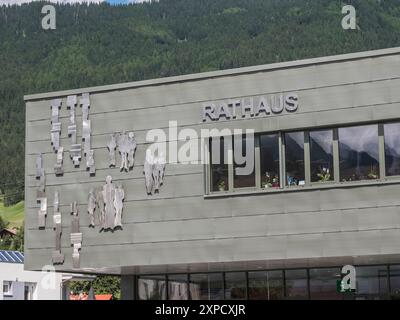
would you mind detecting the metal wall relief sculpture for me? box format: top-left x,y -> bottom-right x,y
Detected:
107,131 -> 136,171
50,99 -> 62,152
144,150 -> 166,195
88,189 -> 96,228
86,176 -> 125,231
70,201 -> 82,269
67,95 -> 82,167
107,134 -> 117,168
52,191 -> 65,264
36,153 -> 47,228
117,131 -> 137,172
54,147 -> 64,176
81,93 -> 95,176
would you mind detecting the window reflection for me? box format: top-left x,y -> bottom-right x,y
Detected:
285,269 -> 308,299
310,130 -> 334,183
309,268 -> 341,300
189,273 -> 224,300
138,275 -> 167,300
339,125 -> 379,182
211,137 -> 229,192
248,271 -> 284,300
389,265 -> 400,299
355,266 -> 388,300
168,274 -> 188,300
384,123 -> 400,177
225,272 -> 247,300
234,135 -> 255,188
285,132 -> 305,186
260,134 -> 280,189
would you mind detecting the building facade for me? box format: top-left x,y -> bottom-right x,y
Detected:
0,250 -> 63,300
24,47 -> 400,299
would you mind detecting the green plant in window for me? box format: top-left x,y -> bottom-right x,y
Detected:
217,180 -> 226,191
317,167 -> 331,182
262,172 -> 272,188
367,165 -> 378,180
262,172 -> 280,188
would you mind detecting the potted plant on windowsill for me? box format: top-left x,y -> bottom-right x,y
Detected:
217,180 -> 226,192
367,165 -> 378,180
317,167 -> 331,182
262,172 -> 272,189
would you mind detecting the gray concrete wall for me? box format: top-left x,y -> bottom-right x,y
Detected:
24,47 -> 400,274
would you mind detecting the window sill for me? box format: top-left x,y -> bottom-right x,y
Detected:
204,178 -> 400,199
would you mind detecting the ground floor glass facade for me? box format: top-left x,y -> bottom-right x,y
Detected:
136,264 -> 400,300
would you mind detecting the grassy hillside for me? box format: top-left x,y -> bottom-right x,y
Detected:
0,201 -> 25,229
0,0 -> 400,206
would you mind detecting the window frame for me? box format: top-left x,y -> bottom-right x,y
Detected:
205,121 -> 398,196
3,281 -> 13,296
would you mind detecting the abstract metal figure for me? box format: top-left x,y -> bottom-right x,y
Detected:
81,93 -> 91,156
70,144 -> 81,167
102,175 -> 116,230
107,134 -> 117,168
54,147 -> 64,176
86,150 -> 95,176
127,132 -> 137,170
96,188 -> 106,229
144,149 -> 167,195
52,191 -> 64,264
80,93 -> 90,121
88,189 -> 96,228
36,153 -> 47,228
117,131 -> 129,172
153,152 -> 166,193
89,176 -> 126,231
66,95 -> 82,167
50,99 -> 62,152
70,201 -> 82,269
37,197 -> 47,229
144,150 -> 155,195
67,95 -> 77,126
36,153 -> 43,179
113,184 -> 125,228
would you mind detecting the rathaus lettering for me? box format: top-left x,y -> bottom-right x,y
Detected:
202,93 -> 299,122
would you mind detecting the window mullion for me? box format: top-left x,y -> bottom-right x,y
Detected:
304,131 -> 311,186
228,136 -> 234,191
378,123 -> 386,180
255,135 -> 261,189
333,128 -> 340,183
279,132 -> 286,189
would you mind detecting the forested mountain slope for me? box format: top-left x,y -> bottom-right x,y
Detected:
1,0 -> 400,205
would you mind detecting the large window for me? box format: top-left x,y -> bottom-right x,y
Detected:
310,130 -> 334,183
225,272 -> 247,300
168,274 -> 188,300
285,132 -> 305,186
339,124 -> 379,182
260,134 -> 280,189
208,122 -> 400,194
233,135 -> 255,188
210,137 -> 229,192
248,270 -> 284,300
3,281 -> 12,296
355,266 -> 388,300
138,275 -> 167,300
189,273 -> 224,300
389,265 -> 400,299
285,269 -> 308,299
309,268 -> 341,300
384,123 -> 400,176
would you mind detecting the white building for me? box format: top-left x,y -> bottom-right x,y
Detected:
1,250 -> 64,300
